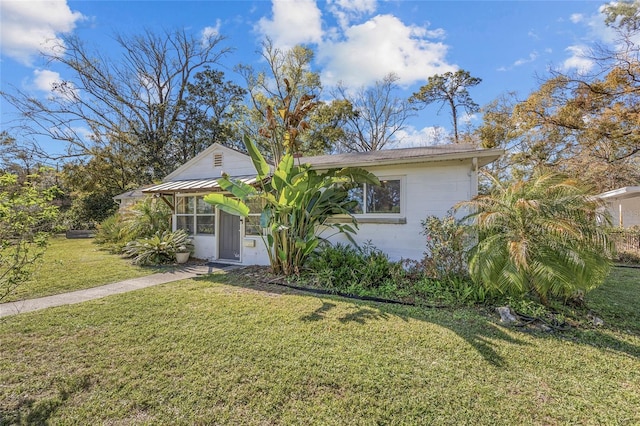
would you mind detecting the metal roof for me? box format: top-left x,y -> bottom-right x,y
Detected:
142,175 -> 258,194
300,144 -> 503,169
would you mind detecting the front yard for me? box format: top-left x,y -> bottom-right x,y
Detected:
1,258 -> 638,424
4,236 -> 155,303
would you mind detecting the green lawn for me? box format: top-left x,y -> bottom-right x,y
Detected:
4,236 -> 155,303
1,268 -> 638,425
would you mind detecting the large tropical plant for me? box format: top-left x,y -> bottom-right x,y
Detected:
205,135 -> 379,276
456,170 -> 613,305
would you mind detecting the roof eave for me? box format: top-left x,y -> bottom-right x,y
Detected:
305,148 -> 504,170
597,186 -> 640,200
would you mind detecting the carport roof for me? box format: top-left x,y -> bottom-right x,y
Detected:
142,175 -> 258,194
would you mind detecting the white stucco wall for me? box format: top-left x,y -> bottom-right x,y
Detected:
173,156 -> 477,265
606,197 -> 640,228
327,160 -> 475,262
172,201 -> 271,265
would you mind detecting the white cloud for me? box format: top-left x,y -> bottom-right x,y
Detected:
202,20 -> 222,46
513,51 -> 539,67
562,45 -> 594,74
33,69 -> 61,92
570,13 -> 584,23
0,0 -> 84,66
33,69 -> 77,101
318,14 -> 455,88
327,0 -> 377,28
256,0 -> 323,48
392,125 -> 450,148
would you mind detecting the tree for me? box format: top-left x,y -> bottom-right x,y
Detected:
205,83 -> 379,276
0,173 -> 59,302
236,40 -> 346,161
457,170 -> 613,305
410,70 -> 482,143
174,68 -> 247,161
489,2 -> 640,192
1,28 -> 232,181
205,135 -> 378,276
334,73 -> 416,152
0,132 -> 48,178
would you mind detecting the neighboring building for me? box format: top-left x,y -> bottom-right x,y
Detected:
143,143 -> 502,265
113,186 -> 153,213
597,186 -> 640,228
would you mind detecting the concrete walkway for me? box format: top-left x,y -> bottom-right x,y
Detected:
0,264 -> 236,318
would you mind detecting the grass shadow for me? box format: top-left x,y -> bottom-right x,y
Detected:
195,271 -> 530,367
300,301 -> 337,321
196,267 -> 640,366
1,374 -> 91,425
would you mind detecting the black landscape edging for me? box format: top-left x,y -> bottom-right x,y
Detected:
614,263 -> 640,269
270,281 -> 444,307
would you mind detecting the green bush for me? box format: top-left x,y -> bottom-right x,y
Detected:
95,197 -> 171,253
304,243 -> 488,306
60,192 -> 118,230
306,242 -> 397,292
123,230 -> 193,265
457,171 -> 614,305
94,214 -> 130,253
421,212 -> 471,280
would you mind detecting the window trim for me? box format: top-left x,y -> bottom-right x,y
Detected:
243,197 -> 266,237
351,175 -> 405,218
175,195 -> 216,236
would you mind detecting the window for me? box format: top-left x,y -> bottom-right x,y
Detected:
348,178 -> 402,215
244,197 -> 264,236
176,195 -> 215,235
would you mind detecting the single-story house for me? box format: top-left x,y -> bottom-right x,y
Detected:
113,185 -> 154,213
596,186 -> 640,228
142,143 -> 502,265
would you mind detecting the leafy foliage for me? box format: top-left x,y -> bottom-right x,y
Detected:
304,243 -> 488,306
457,170 -> 614,305
95,197 -> 171,253
306,243 -> 397,291
0,173 -> 59,301
59,191 -> 118,230
420,213 -> 471,280
410,70 -> 482,143
206,135 -> 379,276
123,230 -> 193,266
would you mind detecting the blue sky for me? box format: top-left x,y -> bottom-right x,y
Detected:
0,0 -> 618,152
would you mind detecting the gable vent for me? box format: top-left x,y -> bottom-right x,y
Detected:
213,153 -> 223,168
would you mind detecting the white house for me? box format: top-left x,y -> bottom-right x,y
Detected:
596,186 -> 640,228
142,143 -> 502,265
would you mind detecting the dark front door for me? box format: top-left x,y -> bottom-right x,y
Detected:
219,210 -> 240,261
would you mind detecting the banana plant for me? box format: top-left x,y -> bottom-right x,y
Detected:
205,135 -> 379,275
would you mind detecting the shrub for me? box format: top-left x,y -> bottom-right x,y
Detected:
94,214 -> 130,253
95,197 -> 171,253
123,230 -> 193,265
306,242 -> 397,292
420,212 -> 471,280
304,243 -> 489,306
457,170 -> 614,305
60,192 -> 118,230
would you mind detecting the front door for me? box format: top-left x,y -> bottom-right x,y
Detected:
219,210 -> 241,261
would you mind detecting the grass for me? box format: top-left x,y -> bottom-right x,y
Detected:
0,267 -> 638,425
3,236 -> 154,303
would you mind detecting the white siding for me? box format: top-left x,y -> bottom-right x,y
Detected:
169,147 -> 256,181
606,197 -> 640,228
